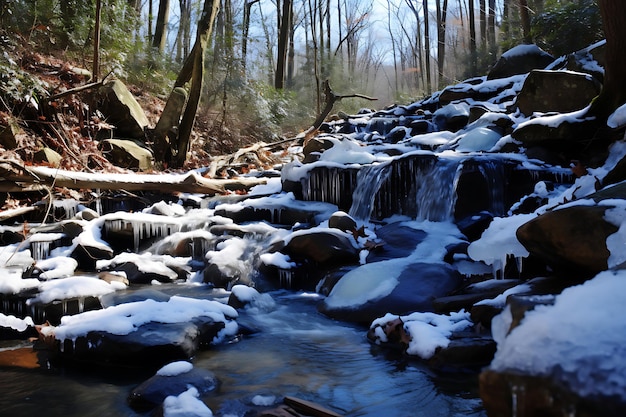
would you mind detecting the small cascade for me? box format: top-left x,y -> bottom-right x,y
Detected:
53,199 -> 79,219
31,240 -> 52,261
414,157 -> 462,222
370,154 -> 438,219
348,162 -> 392,221
105,217 -> 182,252
477,158 -> 508,217
301,166 -> 358,211
278,268 -> 294,289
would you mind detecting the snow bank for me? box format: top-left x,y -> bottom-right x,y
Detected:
370,310 -> 472,359
490,270 -> 626,401
157,361 -> 194,377
48,296 -> 238,343
27,276 -> 125,305
0,313 -> 34,331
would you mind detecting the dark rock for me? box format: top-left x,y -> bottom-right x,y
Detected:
487,44 -> 554,80
516,205 -> 617,276
70,242 -> 114,271
59,317 -> 226,369
428,333 -> 497,370
328,211 -> 358,233
203,262 -> 238,289
456,211 -> 494,242
282,230 -> 359,265
302,137 -> 334,163
511,115 -> 597,149
515,70 -> 601,116
318,262 -> 463,324
366,222 -> 427,262
480,369 -> 626,417
128,366 -> 219,411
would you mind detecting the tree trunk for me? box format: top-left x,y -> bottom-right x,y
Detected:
468,0 -> 477,75
275,0 -> 292,89
422,0 -> 432,94
436,0 -> 448,89
519,0 -> 531,43
155,0 -> 219,168
488,0 -> 496,57
241,0 -> 260,74
152,0 -> 170,53
479,0 -> 486,51
590,0 -> 626,121
93,0 -> 102,82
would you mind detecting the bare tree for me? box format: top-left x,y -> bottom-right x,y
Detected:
519,0 -> 531,43
436,0 -> 448,89
275,0 -> 293,89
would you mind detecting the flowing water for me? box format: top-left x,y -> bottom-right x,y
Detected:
0,288 -> 486,417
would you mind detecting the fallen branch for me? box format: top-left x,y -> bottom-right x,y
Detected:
47,71 -> 113,101
0,162 -> 267,195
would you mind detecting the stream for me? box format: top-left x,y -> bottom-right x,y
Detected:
0,284 -> 486,417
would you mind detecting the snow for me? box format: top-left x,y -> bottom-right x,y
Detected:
501,44 -> 549,59
163,387 -> 213,417
0,313 -> 34,332
47,296 -> 238,342
490,270 -> 626,401
34,256 -> 78,280
454,127 -> 502,152
608,102 -> 626,129
157,361 -> 194,376
370,310 -> 472,359
251,394 -> 276,406
27,275 -> 125,305
467,214 -> 535,277
0,267 -> 40,294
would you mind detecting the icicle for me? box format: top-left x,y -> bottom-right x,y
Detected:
95,189 -> 102,216
515,256 -> 523,276
62,300 -> 67,316
78,297 -> 85,313
510,383 -> 525,417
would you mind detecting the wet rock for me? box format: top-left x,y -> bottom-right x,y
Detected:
70,242 -> 114,271
99,257 -> 182,284
281,230 -> 359,265
516,205 -> 617,276
128,364 -> 219,412
365,222 -> 427,262
58,317 -> 226,369
511,116 -> 597,149
515,70 -> 601,116
487,44 -> 554,80
480,369 -> 626,417
99,288 -> 171,308
318,262 -> 463,324
97,79 -> 149,139
427,333 -> 497,370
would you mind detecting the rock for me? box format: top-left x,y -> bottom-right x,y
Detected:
97,79 -> 149,138
366,222 -> 427,262
281,230 -> 359,265
99,288 -> 170,308
0,116 -> 20,149
33,147 -> 62,167
99,257 -> 181,284
487,44 -> 554,80
515,70 -> 601,116
98,138 -> 153,170
516,205 -> 617,276
511,116 -> 597,150
302,137 -> 334,163
318,262 -> 463,324
58,317 -> 226,369
128,364 -> 219,411
70,242 -> 114,271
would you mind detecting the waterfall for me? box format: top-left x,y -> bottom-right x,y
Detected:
349,163 -> 392,221
414,157 -> 462,222
477,159 -> 508,217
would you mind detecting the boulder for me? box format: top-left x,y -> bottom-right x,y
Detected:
318,262 -> 463,324
128,363 -> 219,411
516,205 -> 617,276
281,230 -> 359,265
98,139 -> 153,170
97,80 -> 149,138
487,44 -> 554,80
515,70 -> 601,116
57,316 -> 227,369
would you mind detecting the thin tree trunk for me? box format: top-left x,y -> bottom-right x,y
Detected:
519,0 -> 531,43
436,0 -> 448,89
152,0 -> 170,52
275,0 -> 292,89
479,0 -> 486,51
468,0 -> 477,74
487,0 -> 496,58
422,0 -> 432,94
93,0 -> 101,82
241,0 -> 260,74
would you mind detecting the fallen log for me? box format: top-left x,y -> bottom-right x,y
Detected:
0,163 -> 267,195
